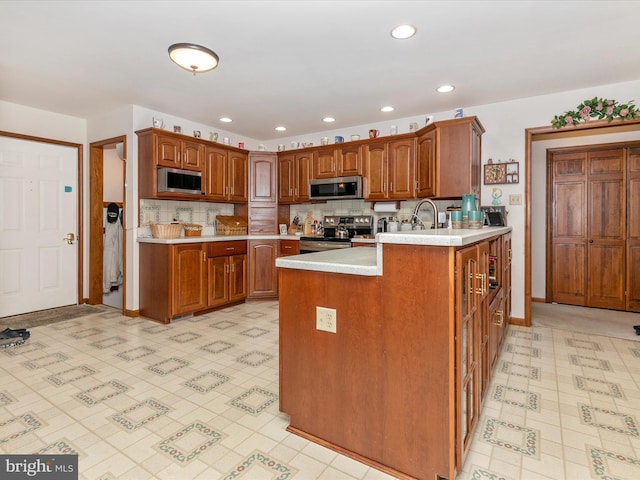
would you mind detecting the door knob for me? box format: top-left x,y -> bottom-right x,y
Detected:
64,233 -> 75,245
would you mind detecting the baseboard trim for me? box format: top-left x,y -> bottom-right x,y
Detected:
532,297 -> 546,303
509,316 -> 526,326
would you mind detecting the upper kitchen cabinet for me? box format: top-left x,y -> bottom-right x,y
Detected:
313,144 -> 363,179
204,145 -> 248,203
155,133 -> 204,171
278,151 -> 314,204
363,136 -> 416,201
417,116 -> 484,199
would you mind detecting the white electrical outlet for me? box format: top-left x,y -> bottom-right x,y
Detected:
509,194 -> 522,205
316,306 -> 337,333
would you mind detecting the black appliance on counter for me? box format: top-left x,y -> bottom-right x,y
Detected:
299,215 -> 373,253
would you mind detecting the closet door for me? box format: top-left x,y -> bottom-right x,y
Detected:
586,149 -> 626,310
628,147 -> 640,312
548,151 -> 588,305
548,146 -> 630,311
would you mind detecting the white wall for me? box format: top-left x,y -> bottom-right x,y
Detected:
3,77 -> 640,319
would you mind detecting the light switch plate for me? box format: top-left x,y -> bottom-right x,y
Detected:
509,194 -> 522,205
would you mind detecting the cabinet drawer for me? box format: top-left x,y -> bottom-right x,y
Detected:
208,241 -> 247,257
279,239 -> 300,255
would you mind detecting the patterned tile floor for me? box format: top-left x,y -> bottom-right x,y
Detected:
1,302 -> 639,480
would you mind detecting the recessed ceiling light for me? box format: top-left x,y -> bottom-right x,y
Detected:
390,24 -> 416,40
380,106 -> 395,113
437,85 -> 455,93
323,117 -> 335,123
219,117 -> 232,123
275,126 -> 286,132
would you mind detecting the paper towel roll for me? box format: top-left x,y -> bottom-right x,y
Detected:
373,202 -> 399,213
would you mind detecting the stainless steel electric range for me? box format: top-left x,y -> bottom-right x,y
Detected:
299,215 -> 373,253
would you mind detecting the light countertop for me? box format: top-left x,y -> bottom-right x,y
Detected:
276,226 -> 511,276
137,234 -> 301,244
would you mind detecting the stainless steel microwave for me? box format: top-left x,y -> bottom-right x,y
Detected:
309,176 -> 363,201
157,167 -> 202,195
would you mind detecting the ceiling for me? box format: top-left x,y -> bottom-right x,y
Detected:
2,1 -> 640,140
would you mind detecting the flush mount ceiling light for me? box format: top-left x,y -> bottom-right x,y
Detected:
219,117 -> 232,123
168,43 -> 219,75
390,24 -> 417,39
437,85 -> 455,93
380,106 -> 395,113
323,117 -> 336,123
275,126 -> 287,132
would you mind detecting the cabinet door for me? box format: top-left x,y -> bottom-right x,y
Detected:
181,140 -> 204,171
207,256 -> 229,307
278,154 -> 295,203
295,152 -> 314,202
455,245 -> 481,470
228,151 -> 248,202
363,141 -> 387,200
249,152 -> 277,202
156,135 -> 181,168
279,239 -> 300,256
416,129 -> 436,198
314,147 -> 338,179
502,232 -> 512,328
470,122 -> 482,195
338,144 -> 363,177
171,244 -> 206,316
229,254 -> 247,302
488,290 -> 505,376
204,146 -> 228,201
248,241 -> 278,299
388,138 -> 416,199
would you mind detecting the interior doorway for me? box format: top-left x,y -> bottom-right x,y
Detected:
88,136 -> 126,313
524,118 -> 640,326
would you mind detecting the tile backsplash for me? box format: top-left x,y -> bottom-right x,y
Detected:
138,199 -> 234,237
138,198 -> 463,237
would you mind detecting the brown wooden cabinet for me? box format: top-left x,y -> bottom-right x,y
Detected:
363,136 -> 416,200
313,144 -> 363,179
204,145 -> 248,202
139,241 -> 247,323
279,239 -> 300,256
136,128 -> 248,202
207,241 -> 247,307
139,242 -> 207,323
455,240 -> 488,469
278,151 -> 314,203
155,133 -> 204,171
247,240 -> 278,299
416,116 -> 484,199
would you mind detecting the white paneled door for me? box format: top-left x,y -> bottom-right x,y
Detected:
0,137 -> 78,317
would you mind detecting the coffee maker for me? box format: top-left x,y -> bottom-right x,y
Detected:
377,217 -> 387,233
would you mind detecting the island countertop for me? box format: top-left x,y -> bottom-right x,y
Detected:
275,226 -> 511,276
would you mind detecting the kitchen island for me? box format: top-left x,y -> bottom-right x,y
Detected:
276,226 -> 512,480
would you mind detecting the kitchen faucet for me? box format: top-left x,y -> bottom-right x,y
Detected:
412,199 -> 439,230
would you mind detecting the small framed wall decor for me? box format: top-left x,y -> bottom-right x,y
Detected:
484,161 -> 519,185
279,224 -> 288,235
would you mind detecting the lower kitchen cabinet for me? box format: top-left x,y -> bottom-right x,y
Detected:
139,242 -> 207,324
207,241 -> 247,307
139,241 -> 246,323
247,240 -> 278,300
